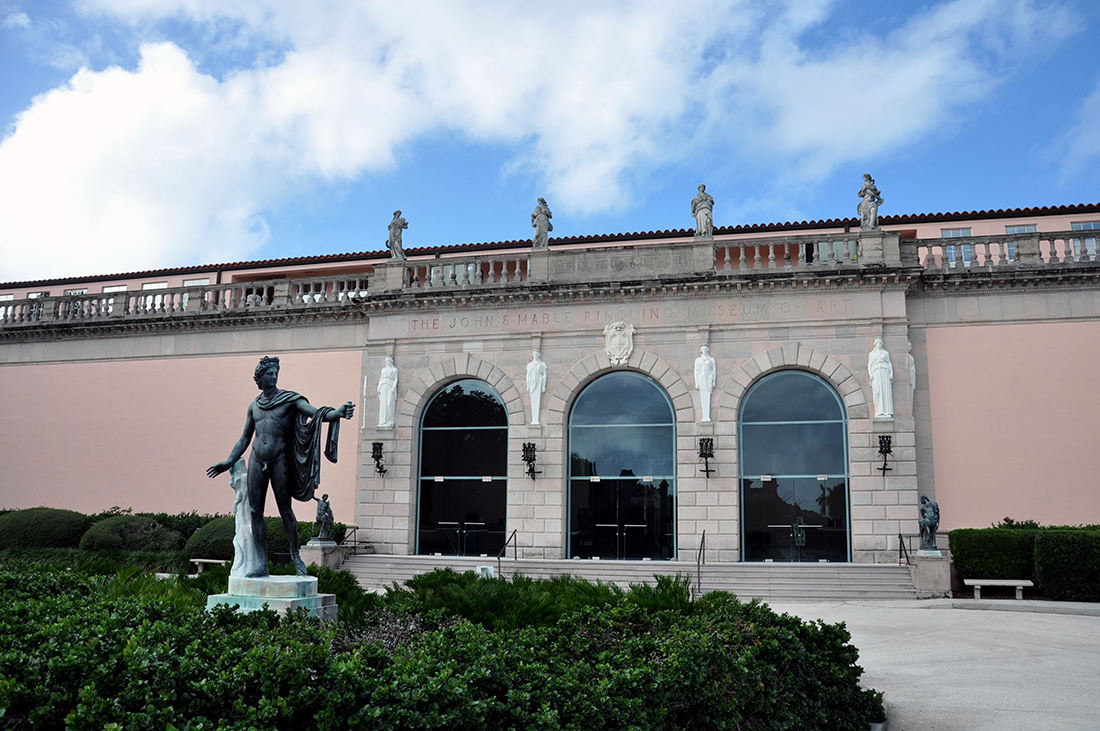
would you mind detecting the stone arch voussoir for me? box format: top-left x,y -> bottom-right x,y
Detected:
398,354 -> 525,431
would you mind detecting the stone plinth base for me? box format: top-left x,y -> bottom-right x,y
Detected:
301,539 -> 342,570
910,554 -> 951,598
207,574 -> 337,622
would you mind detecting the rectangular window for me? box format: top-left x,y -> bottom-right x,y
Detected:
1005,224 -> 1036,234
1071,221 -> 1100,231
27,291 -> 50,299
141,282 -> 168,290
1069,222 -> 1098,258
940,228 -> 972,238
63,288 -> 88,296
941,228 -> 972,268
102,285 -> 128,293
183,278 -> 210,287
0,294 -> 13,302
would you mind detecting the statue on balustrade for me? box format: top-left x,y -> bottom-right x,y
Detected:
526,350 -> 548,425
694,344 -> 717,422
919,495 -> 940,550
207,356 -> 355,576
313,493 -> 334,541
531,198 -> 553,250
857,174 -> 883,231
377,356 -> 399,428
868,339 -> 894,418
691,184 -> 715,238
388,210 -> 408,260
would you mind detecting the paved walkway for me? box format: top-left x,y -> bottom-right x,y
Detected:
766,599 -> 1100,731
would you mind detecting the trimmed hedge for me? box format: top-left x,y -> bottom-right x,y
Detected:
1034,530 -> 1100,602
0,507 -> 91,550
185,515 -> 315,560
0,567 -> 885,730
948,528 -> 1038,581
79,514 -> 183,552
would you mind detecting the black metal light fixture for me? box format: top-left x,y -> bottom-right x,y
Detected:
698,437 -> 715,478
877,435 -> 893,475
521,442 -> 541,480
371,441 -> 387,476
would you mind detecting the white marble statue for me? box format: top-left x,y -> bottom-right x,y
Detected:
388,210 -> 408,260
229,457 -> 264,578
857,174 -> 883,231
868,339 -> 894,418
526,350 -> 548,425
531,198 -> 553,250
908,341 -> 916,407
694,344 -> 717,422
691,184 -> 715,238
377,356 -> 399,428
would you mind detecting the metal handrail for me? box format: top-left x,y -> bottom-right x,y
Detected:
496,529 -> 518,578
695,530 -> 706,598
898,533 -> 913,565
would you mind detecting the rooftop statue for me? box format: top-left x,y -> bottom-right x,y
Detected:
531,198 -> 553,249
207,356 -> 354,576
388,210 -> 408,260
691,184 -> 715,238
857,174 -> 883,231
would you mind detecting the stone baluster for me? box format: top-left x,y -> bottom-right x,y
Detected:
474,262 -> 484,285
767,243 -> 776,268
738,244 -> 747,270
1047,236 -> 1061,264
753,243 -> 761,269
459,263 -> 469,287
994,241 -> 1005,266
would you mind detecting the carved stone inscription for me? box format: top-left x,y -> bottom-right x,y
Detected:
406,295 -> 855,334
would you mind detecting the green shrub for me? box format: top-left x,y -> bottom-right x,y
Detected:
185,515 -> 310,560
992,517 -> 1042,530
0,547 -> 190,573
79,514 -> 183,552
1034,530 -> 1100,602
949,528 -> 1037,581
0,507 -> 91,550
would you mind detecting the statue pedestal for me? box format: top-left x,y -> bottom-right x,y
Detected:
909,554 -> 951,598
206,574 -> 337,622
301,539 -> 342,570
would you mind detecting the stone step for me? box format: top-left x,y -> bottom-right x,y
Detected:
341,555 -> 916,601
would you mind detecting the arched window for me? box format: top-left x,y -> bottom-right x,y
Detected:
568,371 -> 676,560
418,379 -> 507,556
739,370 -> 849,562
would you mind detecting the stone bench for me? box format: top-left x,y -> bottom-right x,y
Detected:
191,558 -> 228,574
963,579 -> 1033,600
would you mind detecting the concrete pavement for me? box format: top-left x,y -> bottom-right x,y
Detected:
765,599 -> 1100,731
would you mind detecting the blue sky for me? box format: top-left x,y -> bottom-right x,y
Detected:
0,0 -> 1098,282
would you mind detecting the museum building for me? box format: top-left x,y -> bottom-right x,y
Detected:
2,196 -> 1100,565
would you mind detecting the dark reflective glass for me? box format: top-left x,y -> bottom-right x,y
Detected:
569,477 -> 674,560
741,370 -> 843,423
417,478 -> 506,556
423,379 -> 507,428
570,425 -> 675,478
740,422 -> 845,475
570,372 -> 674,425
741,477 -> 848,562
421,429 -> 507,477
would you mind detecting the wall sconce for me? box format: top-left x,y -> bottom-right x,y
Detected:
877,435 -> 893,475
371,441 -> 387,476
698,437 -> 715,478
521,442 -> 541,480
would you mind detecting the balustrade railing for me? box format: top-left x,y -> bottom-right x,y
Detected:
405,254 -> 528,289
907,229 -> 1099,270
715,233 -> 860,272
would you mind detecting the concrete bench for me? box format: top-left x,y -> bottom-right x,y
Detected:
190,558 -> 228,574
963,579 -> 1033,600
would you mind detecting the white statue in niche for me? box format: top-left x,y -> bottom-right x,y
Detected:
868,339 -> 894,418
377,356 -> 399,428
908,341 -> 916,407
694,344 -> 717,422
526,350 -> 548,425
229,457 -> 264,578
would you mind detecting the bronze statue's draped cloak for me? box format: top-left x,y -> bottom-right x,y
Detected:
254,390 -> 340,502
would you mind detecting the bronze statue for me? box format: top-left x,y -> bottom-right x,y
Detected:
918,495 -> 940,550
207,356 -> 354,575
313,493 -> 334,541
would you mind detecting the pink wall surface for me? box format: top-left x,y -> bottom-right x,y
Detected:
0,351 -> 363,526
925,321 -> 1100,529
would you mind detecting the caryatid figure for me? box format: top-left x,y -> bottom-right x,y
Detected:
377,356 -> 399,428
694,344 -> 717,422
531,198 -> 553,250
691,184 -> 715,238
526,350 -> 548,425
868,339 -> 894,418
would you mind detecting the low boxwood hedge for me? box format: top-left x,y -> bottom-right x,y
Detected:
948,528 -> 1038,581
79,514 -> 184,552
185,515 -> 321,560
0,507 -> 91,550
1034,530 -> 1100,602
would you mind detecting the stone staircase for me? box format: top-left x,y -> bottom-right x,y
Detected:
342,554 -> 917,601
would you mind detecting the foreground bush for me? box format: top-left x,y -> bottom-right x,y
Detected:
948,528 -> 1037,581
0,507 -> 91,550
1034,530 -> 1100,602
79,514 -> 184,552
0,567 -> 884,730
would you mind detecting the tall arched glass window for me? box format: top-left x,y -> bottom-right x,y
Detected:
739,370 -> 849,562
418,379 -> 507,556
568,371 -> 675,560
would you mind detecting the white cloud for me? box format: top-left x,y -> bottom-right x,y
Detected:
1056,74 -> 1100,178
0,0 -> 1077,280
3,12 -> 30,28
